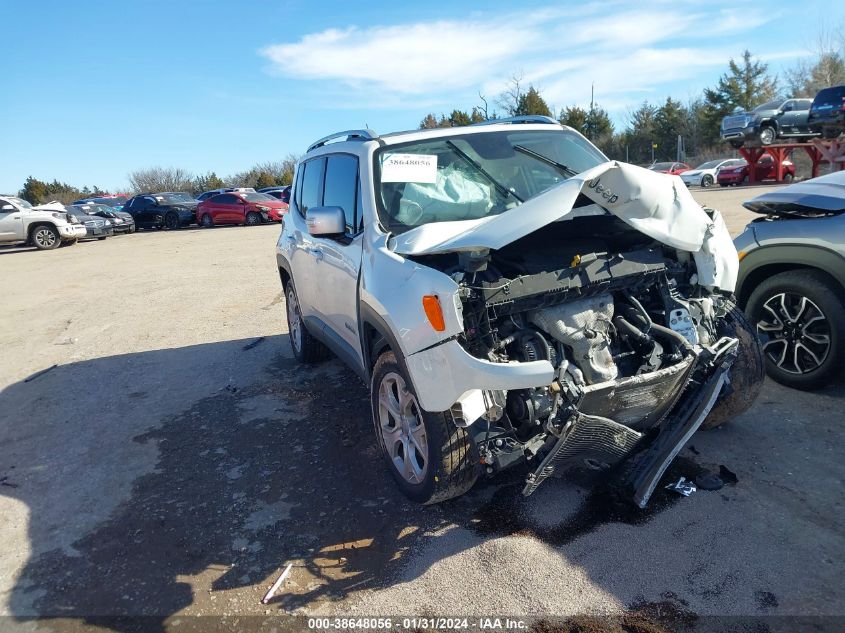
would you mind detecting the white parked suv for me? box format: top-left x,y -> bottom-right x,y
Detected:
0,196 -> 87,249
276,117 -> 764,506
679,158 -> 746,188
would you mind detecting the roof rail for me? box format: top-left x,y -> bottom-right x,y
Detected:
307,129 -> 378,152
472,115 -> 560,126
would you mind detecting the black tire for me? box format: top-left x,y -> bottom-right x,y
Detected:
30,225 -> 61,250
783,173 -> 794,183
164,212 -> 180,230
719,183 -> 728,188
245,211 -> 261,226
284,279 -> 330,363
759,125 -> 776,146
701,174 -> 714,188
200,214 -> 214,228
371,350 -> 478,504
97,236 -> 107,241
128,225 -> 136,234
742,175 -> 749,185
701,300 -> 765,429
745,270 -> 845,390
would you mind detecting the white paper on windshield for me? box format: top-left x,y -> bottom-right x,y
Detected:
381,153 -> 437,183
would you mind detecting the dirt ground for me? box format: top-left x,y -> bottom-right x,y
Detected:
1,186 -> 843,632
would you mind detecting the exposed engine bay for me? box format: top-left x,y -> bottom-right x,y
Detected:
416,213 -> 742,506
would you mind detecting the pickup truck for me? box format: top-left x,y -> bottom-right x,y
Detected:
0,196 -> 87,249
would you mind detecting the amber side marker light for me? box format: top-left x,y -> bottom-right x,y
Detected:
737,250 -> 748,262
422,295 -> 446,332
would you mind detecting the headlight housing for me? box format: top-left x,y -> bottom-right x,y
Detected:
256,205 -> 271,212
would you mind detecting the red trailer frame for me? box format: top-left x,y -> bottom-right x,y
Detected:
736,137 -> 845,183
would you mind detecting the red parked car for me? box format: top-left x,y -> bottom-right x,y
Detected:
648,161 -> 691,176
716,154 -> 795,186
196,191 -> 287,227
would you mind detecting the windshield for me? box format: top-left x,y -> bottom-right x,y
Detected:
374,129 -> 606,233
754,101 -> 782,112
649,162 -> 675,170
156,193 -> 194,203
696,160 -> 722,170
5,197 -> 32,209
241,192 -> 275,202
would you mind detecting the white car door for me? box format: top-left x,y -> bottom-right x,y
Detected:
0,199 -> 24,241
310,153 -> 365,358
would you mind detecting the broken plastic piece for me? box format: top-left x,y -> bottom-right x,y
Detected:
665,477 -> 697,497
694,472 -> 724,491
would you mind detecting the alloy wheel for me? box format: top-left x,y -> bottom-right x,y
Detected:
286,287 -> 302,354
34,228 -> 57,248
377,372 -> 428,484
760,127 -> 775,145
757,292 -> 831,375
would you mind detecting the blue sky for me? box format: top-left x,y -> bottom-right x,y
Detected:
1,0 -> 842,193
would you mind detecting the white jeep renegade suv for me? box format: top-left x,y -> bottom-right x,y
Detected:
276,117 -> 763,506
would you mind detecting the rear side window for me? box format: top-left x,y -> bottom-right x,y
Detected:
216,194 -> 238,204
323,154 -> 359,232
795,100 -> 811,111
299,157 -> 326,215
814,87 -> 845,105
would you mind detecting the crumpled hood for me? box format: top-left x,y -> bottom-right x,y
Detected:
390,161 -> 738,292
32,201 -> 67,213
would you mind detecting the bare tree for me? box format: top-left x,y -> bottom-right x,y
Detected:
784,20 -> 845,96
128,167 -> 194,193
497,71 -> 525,116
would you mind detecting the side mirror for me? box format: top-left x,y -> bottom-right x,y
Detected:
1,204 -> 14,211
306,206 -> 345,236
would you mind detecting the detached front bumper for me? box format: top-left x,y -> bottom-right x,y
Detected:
404,339 -> 554,413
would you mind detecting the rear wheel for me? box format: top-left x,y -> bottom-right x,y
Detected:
31,225 -> 60,250
200,214 -> 214,228
371,351 -> 478,504
284,280 -> 330,363
745,270 -> 844,390
245,211 -> 261,226
701,174 -> 714,188
164,212 -> 180,230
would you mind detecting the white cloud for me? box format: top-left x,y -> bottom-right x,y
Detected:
260,2 -> 786,112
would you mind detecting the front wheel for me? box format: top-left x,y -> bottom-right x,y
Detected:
97,236 -> 107,241
371,351 -> 478,504
746,270 -> 844,390
284,280 -> 330,363
783,173 -> 794,183
164,212 -> 180,230
245,211 -> 261,226
759,126 -> 776,146
701,174 -> 714,188
31,225 -> 60,250
701,300 -> 765,429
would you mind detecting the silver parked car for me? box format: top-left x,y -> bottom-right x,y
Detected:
734,171 -> 845,389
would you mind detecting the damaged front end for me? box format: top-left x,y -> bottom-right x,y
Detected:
394,162 -> 757,507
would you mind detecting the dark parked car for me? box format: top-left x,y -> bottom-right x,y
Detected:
196,191 -> 287,227
733,171 -> 845,389
808,85 -> 845,138
123,192 -> 197,229
716,154 -> 794,186
65,205 -> 115,240
71,203 -> 135,233
721,98 -> 818,147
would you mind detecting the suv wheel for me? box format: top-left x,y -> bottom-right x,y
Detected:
759,126 -> 776,145
245,211 -> 261,226
371,351 -> 479,504
31,225 -> 60,250
200,214 -> 214,228
284,280 -> 329,363
701,174 -> 714,188
746,270 -> 844,390
164,212 -> 180,230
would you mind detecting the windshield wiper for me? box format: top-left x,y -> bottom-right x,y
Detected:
445,140 -> 524,203
513,144 -> 578,178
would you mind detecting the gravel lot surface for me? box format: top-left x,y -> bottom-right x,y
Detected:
1,187 -> 843,632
